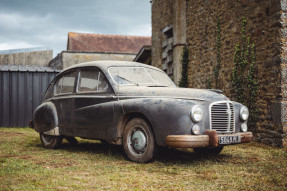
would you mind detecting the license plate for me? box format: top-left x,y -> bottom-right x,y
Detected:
219,135 -> 241,145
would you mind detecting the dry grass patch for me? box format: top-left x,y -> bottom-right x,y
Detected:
0,127 -> 286,190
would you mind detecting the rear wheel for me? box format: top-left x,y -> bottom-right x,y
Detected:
193,146 -> 224,156
40,133 -> 63,149
123,118 -> 157,163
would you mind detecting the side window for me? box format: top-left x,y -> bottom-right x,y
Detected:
54,72 -> 77,95
78,69 -> 111,93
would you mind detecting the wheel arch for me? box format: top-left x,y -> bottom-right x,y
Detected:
117,112 -> 157,144
33,102 -> 59,133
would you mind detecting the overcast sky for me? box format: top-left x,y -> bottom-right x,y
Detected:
0,0 -> 151,57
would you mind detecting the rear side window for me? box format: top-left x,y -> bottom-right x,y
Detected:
54,72 -> 77,95
77,69 -> 111,93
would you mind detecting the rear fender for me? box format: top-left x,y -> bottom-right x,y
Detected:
33,102 -> 59,134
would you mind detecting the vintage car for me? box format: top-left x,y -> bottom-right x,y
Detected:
30,61 -> 253,163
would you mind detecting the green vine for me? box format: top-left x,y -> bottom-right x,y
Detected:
232,17 -> 259,130
214,17 -> 221,89
247,42 -> 259,129
207,77 -> 212,89
179,46 -> 189,88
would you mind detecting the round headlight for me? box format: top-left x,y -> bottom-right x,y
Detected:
191,105 -> 203,122
240,106 -> 249,121
241,123 -> 248,132
192,124 -> 201,135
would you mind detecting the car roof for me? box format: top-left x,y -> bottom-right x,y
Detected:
63,60 -> 162,73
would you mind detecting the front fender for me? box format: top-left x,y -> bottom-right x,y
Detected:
122,98 -> 198,146
33,102 -> 58,133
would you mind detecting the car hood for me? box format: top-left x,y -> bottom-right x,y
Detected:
117,86 -> 229,102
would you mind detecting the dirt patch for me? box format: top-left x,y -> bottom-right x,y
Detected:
19,155 -> 33,160
32,158 -> 77,169
0,154 -> 33,159
0,154 -> 15,158
0,153 -> 74,169
0,131 -> 24,137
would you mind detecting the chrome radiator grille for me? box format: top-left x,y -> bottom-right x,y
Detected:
210,102 -> 235,133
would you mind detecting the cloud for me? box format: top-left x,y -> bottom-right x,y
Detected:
0,0 -> 151,57
0,42 -> 37,50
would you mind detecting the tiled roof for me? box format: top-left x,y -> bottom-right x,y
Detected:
67,32 -> 151,54
0,65 -> 61,72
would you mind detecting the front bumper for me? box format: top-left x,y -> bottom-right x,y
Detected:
166,130 -> 253,148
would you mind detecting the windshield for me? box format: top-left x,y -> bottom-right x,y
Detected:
108,67 -> 176,87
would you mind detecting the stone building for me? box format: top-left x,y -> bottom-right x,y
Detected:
152,0 -> 287,147
49,32 -> 151,69
0,47 -> 53,66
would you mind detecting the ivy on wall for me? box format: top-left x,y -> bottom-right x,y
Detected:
232,17 -> 259,130
179,46 -> 189,88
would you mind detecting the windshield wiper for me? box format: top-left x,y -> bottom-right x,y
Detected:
116,75 -> 139,86
147,84 -> 168,87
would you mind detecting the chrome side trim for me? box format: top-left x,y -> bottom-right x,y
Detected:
49,95 -> 204,101
51,95 -> 117,100
118,95 -> 205,101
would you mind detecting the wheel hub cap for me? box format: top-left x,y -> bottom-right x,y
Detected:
131,130 -> 146,152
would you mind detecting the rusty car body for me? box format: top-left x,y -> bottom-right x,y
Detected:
31,61 -> 253,163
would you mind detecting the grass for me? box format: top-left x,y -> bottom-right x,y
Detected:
0,127 -> 286,191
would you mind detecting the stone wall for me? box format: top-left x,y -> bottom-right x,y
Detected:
151,0 -> 186,83
49,51 -> 136,70
49,52 -> 62,69
0,50 -> 53,66
152,0 -> 287,147
280,0 -> 287,147
151,0 -> 173,69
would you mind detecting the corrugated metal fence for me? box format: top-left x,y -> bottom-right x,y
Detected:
0,65 -> 60,127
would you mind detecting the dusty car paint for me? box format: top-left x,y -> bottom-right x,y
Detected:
31,61 -> 252,162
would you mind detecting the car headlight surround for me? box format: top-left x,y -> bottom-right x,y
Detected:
190,105 -> 203,122
240,106 -> 249,121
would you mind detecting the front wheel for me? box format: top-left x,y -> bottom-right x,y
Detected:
193,146 -> 224,156
40,133 -> 63,149
123,118 -> 157,163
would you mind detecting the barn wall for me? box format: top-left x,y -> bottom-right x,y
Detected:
0,71 -> 58,127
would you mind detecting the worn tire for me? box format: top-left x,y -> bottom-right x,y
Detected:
40,133 -> 63,149
193,146 -> 224,156
123,118 -> 157,163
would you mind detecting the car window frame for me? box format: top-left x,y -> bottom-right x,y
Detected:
53,70 -> 78,96
75,67 -> 114,95
107,66 -> 176,87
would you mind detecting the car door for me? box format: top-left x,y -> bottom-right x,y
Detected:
52,70 -> 78,136
73,68 -> 117,139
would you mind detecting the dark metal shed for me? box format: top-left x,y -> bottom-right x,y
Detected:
0,65 -> 60,127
